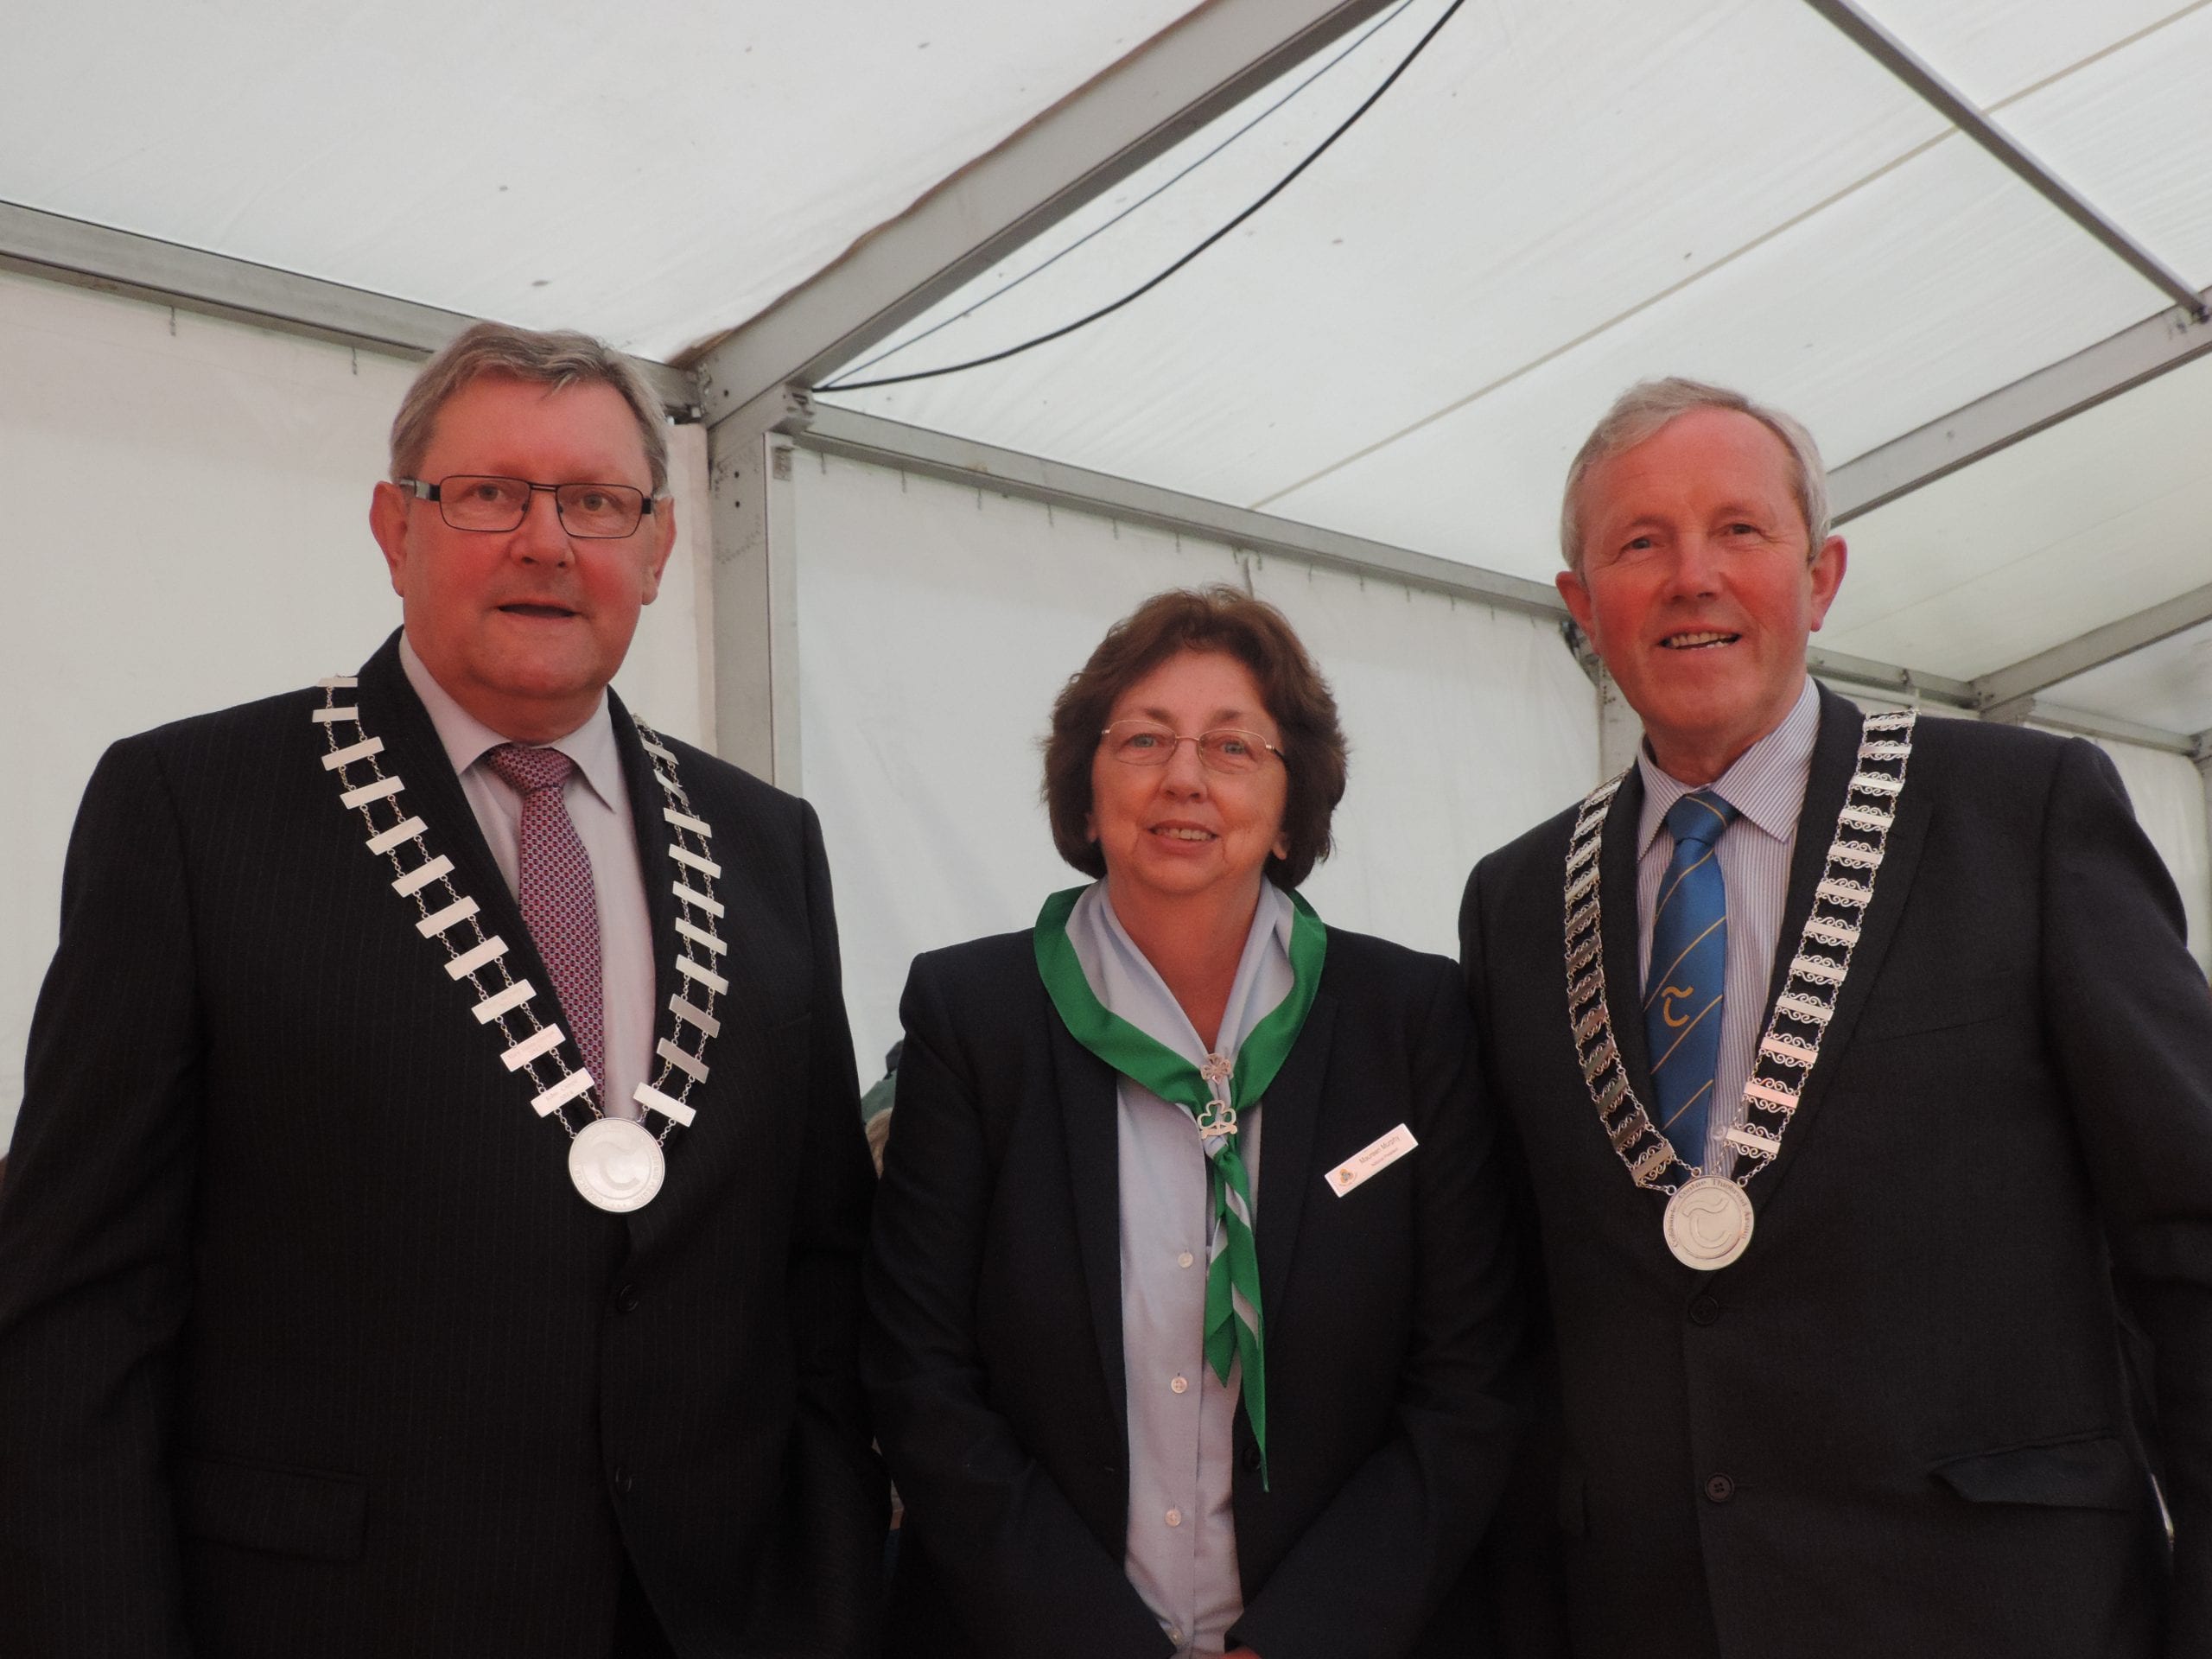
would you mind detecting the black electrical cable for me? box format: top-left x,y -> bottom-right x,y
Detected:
825,0 -> 1420,389
817,0 -> 1465,396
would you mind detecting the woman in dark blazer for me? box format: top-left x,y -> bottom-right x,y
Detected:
865,586 -> 1528,1659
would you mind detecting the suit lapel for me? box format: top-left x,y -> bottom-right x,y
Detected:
1741,685 -> 1930,1213
1600,768 -> 1658,1113
609,702 -> 779,1255
1052,1014 -> 1133,1432
1253,989 -> 1338,1321
606,693 -> 694,1247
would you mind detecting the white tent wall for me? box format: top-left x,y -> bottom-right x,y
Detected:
0,270 -> 714,1148
788,447 -> 1598,1084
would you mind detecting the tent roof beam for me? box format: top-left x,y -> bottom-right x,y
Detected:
1827,286 -> 2212,522
780,398 -> 2177,738
0,198 -> 700,416
1982,696 -> 2202,757
788,399 -> 2202,753
785,396 -> 1568,619
685,0 -> 1400,429
1971,581 -> 2212,710
1802,0 -> 2207,320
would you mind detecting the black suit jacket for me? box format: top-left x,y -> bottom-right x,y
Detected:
1460,684 -> 2212,1658
0,633 -> 885,1657
864,917 -> 1528,1659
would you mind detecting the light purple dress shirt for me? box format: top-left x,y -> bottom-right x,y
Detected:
1635,676 -> 1821,1178
400,635 -> 657,1122
1067,879 -> 1294,1659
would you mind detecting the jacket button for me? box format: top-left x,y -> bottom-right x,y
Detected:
615,1283 -> 641,1314
614,1467 -> 635,1497
1688,1294 -> 1720,1325
1704,1473 -> 1735,1503
1242,1445 -> 1262,1471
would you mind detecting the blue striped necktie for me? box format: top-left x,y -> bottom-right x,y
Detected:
1645,789 -> 1738,1168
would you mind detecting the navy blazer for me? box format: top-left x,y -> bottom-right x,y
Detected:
0,632 -> 885,1657
865,915 -> 1528,1659
1461,685 -> 2212,1658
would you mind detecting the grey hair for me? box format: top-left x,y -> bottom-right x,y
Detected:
1559,377 -> 1830,570
389,321 -> 670,496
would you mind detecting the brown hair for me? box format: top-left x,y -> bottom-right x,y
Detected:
389,321 -> 671,495
1043,585 -> 1347,888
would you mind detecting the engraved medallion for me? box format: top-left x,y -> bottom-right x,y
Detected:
569,1117 -> 666,1212
1662,1176 -> 1754,1270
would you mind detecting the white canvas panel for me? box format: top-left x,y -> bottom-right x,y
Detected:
826,0 -> 1946,517
1243,558 -> 1599,960
1,270 -> 708,1148
2039,620 -> 2212,741
792,450 -> 1247,1082
1822,350 -> 2212,679
1977,4 -> 2212,289
0,0 -> 1202,359
790,450 -> 1597,1084
1262,134 -> 2162,585
1856,0 -> 2196,106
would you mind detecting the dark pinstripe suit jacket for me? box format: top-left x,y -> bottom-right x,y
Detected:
1461,686 -> 2212,1659
0,632 -> 885,1657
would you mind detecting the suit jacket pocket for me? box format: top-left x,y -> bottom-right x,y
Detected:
1933,1433 -> 2145,1511
178,1452 -> 369,1560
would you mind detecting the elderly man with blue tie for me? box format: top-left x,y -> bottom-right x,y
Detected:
1460,377 -> 2212,1658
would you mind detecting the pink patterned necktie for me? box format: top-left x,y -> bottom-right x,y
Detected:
483,744 -> 604,1092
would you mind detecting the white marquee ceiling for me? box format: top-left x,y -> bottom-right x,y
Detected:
0,0 -> 1205,360
816,0 -> 2212,739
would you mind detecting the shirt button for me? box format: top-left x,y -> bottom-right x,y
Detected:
1688,1294 -> 1720,1325
1705,1473 -> 1735,1503
1171,1374 -> 1189,1394
1178,1251 -> 1195,1268
1165,1508 -> 1182,1528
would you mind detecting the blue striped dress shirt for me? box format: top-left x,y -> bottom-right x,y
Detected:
1635,677 -> 1821,1179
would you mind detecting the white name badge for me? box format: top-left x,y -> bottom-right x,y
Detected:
1326,1123 -> 1419,1196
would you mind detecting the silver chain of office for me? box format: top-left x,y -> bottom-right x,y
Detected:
1560,707 -> 1917,1200
310,674 -> 729,1210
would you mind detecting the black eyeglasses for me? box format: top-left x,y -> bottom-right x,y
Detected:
401,475 -> 658,539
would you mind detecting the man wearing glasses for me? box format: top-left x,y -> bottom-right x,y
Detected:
0,323 -> 884,1657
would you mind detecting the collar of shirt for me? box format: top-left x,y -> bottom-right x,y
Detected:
1068,879 -> 1295,1065
1637,675 -> 1821,858
397,632 -> 625,813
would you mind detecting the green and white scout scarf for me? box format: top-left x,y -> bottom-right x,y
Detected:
1034,884 -> 1327,1486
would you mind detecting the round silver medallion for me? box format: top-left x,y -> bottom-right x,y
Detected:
569,1117 -> 666,1213
1662,1175 -> 1753,1270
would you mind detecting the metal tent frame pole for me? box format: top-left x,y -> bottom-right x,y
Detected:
0,200 -> 700,416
